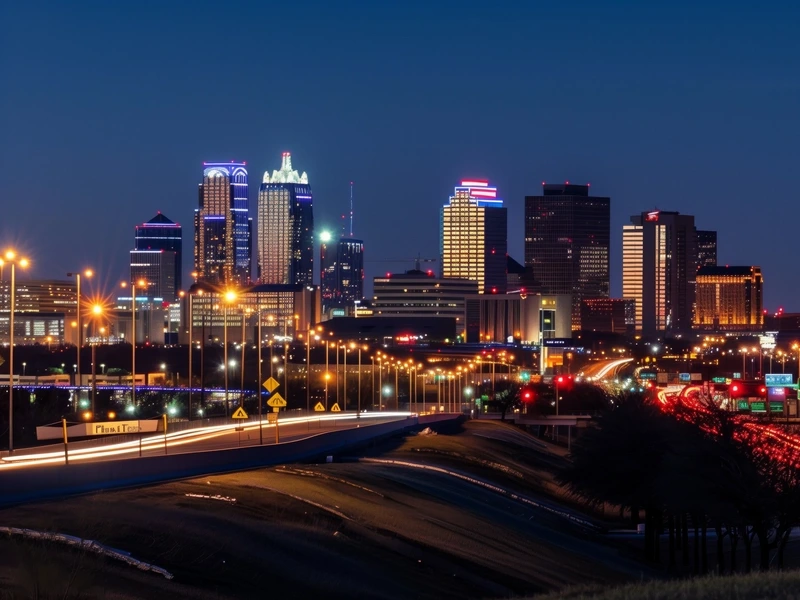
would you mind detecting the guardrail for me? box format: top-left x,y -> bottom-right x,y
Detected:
4,409 -> 408,459
0,413 -> 460,507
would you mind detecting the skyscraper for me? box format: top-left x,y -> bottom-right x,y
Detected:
320,232 -> 364,311
258,152 -> 314,285
696,230 -> 718,271
441,179 -> 507,294
622,224 -> 644,329
194,162 -> 251,287
524,183 -> 610,330
133,212 -> 182,297
129,250 -> 176,301
622,210 -> 697,334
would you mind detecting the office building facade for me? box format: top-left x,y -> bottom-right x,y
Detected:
441,179 -> 507,294
524,183 -> 610,330
182,283 -> 321,345
696,230 -> 717,271
622,210 -> 697,334
0,279 -> 77,344
580,298 -> 636,334
373,270 -> 478,335
695,266 -> 763,331
194,162 -> 251,287
464,293 -> 572,348
134,212 -> 182,296
129,250 -> 176,301
258,152 -> 314,285
320,234 -> 364,310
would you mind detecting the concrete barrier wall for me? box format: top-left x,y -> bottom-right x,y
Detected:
0,414 -> 460,508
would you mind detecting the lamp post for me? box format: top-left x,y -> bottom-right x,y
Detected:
371,355 -> 376,410
343,344 -> 349,411
180,289 -> 195,419
241,310 -> 248,400
121,279 -> 146,407
222,289 -> 237,417
378,355 -> 383,411
394,363 -> 399,410
2,250 -> 30,454
325,339 -> 331,410
335,342 -> 340,409
67,268 -> 92,404
306,330 -> 311,414
257,308 -> 263,444
90,303 -> 104,416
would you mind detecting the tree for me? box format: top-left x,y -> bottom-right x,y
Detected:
489,380 -> 522,422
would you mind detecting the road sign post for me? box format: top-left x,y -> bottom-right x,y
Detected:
62,418 -> 68,466
163,413 -> 168,455
266,411 -> 279,443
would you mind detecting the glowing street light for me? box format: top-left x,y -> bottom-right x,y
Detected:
2,250 -> 30,453
90,302 -> 105,416
121,278 -> 147,407
66,268 -> 93,392
222,289 -> 238,416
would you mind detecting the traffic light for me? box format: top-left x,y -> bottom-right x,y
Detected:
555,375 -> 574,390
521,388 -> 534,403
729,382 -> 742,398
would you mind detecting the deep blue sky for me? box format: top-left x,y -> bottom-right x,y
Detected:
1,1 -> 798,307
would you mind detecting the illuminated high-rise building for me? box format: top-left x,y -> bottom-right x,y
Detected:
320,232 -> 364,310
440,179 -> 507,294
130,250 -> 176,301
524,183 -> 610,330
622,224 -> 644,329
695,266 -> 763,331
696,230 -> 717,271
194,162 -> 251,286
623,210 -> 697,334
133,212 -> 182,298
258,152 -> 314,285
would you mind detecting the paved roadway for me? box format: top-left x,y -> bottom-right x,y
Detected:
0,412 -> 412,470
579,357 -> 634,381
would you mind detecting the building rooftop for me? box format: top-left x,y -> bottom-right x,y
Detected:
145,212 -> 177,225
697,266 -> 759,277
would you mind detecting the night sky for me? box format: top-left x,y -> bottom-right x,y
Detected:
1,1 -> 798,307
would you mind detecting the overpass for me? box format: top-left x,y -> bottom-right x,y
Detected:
0,412 -> 460,507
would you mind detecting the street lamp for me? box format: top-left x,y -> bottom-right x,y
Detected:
182,286 -> 203,419
2,250 -> 30,453
223,289 -> 237,417
90,302 -> 104,416
66,268 -> 93,403
121,279 -> 146,407
21,362 -> 26,377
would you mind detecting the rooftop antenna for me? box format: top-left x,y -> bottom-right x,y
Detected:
349,181 -> 354,237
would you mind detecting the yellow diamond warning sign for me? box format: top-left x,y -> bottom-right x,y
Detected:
314,402 -> 325,412
231,407 -> 248,419
263,377 -> 280,393
330,403 -> 341,412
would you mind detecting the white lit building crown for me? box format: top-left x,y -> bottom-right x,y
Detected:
262,152 -> 309,184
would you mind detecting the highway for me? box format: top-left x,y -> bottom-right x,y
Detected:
0,412 -> 413,470
579,357 -> 634,381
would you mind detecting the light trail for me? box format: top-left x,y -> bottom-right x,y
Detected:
0,412 -> 413,470
593,358 -> 634,380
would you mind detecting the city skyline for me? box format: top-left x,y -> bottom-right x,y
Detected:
1,2 -> 798,309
